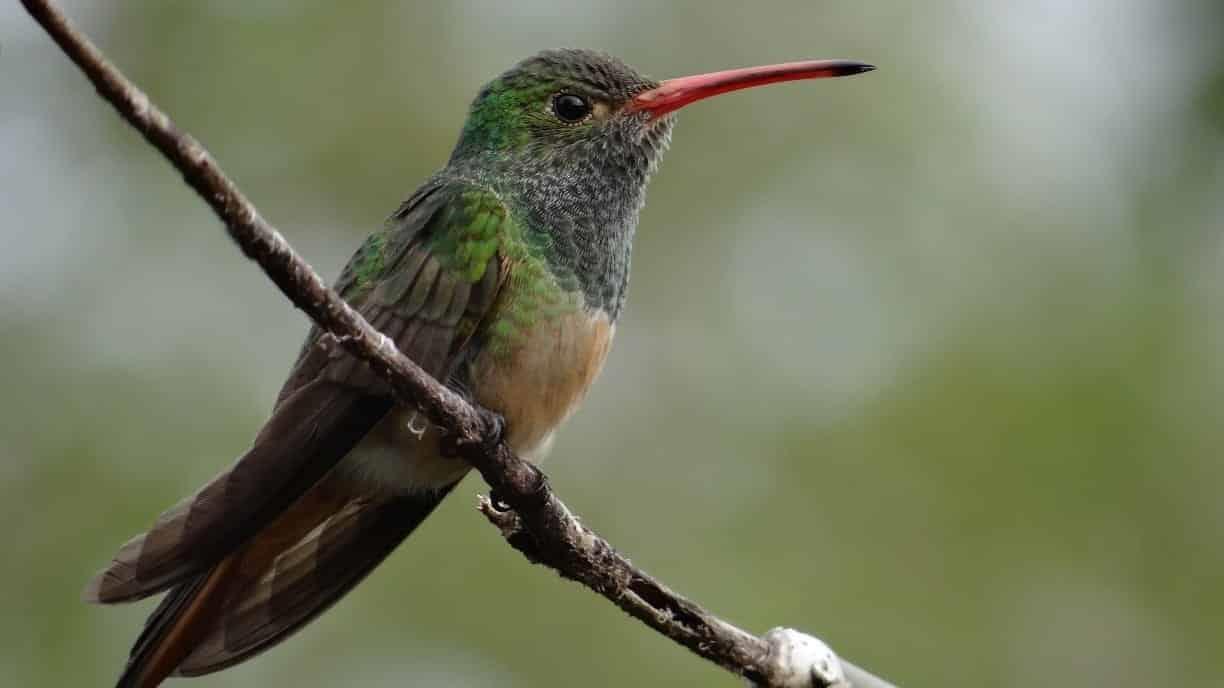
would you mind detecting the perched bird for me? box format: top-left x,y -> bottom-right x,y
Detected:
87,49 -> 873,687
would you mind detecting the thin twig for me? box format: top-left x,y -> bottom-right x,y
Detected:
20,1 -> 897,686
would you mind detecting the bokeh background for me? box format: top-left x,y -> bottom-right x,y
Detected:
2,1 -> 1222,686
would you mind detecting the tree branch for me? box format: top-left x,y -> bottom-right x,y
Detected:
20,2 -> 897,686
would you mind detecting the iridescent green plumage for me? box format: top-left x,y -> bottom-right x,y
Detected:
345,184 -> 579,356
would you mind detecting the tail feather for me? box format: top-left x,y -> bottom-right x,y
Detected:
112,480 -> 458,687
115,561 -> 237,688
180,484 -> 455,676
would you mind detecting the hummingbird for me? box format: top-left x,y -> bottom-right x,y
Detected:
87,49 -> 873,687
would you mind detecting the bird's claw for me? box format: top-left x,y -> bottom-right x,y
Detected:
480,411 -> 506,453
438,411 -> 505,459
404,411 -> 429,439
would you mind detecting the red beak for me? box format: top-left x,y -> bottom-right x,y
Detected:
627,59 -> 874,119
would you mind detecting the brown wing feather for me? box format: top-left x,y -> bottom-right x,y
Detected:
175,482 -> 457,676
275,181 -> 450,405
114,469 -> 364,688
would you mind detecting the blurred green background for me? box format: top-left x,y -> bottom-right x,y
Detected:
3,1 -> 1222,686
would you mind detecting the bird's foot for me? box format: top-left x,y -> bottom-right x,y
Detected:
438,409 -> 505,459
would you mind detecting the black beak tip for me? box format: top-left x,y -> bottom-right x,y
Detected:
847,62 -> 877,76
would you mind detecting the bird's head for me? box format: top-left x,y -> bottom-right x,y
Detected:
447,48 -> 873,209
449,49 -> 670,188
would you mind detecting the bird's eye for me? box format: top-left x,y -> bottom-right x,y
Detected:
552,93 -> 592,123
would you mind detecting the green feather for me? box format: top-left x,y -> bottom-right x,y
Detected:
349,231 -> 388,295
426,187 -> 577,354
